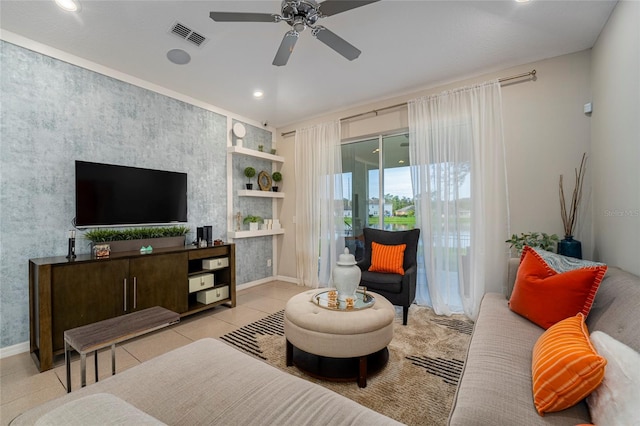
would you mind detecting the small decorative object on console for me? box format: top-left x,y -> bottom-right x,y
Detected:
93,244 -> 110,258
66,230 -> 76,260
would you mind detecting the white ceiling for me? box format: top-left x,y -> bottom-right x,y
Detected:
0,0 -> 617,128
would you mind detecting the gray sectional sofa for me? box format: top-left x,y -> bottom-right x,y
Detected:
11,338 -> 400,425
448,258 -> 640,425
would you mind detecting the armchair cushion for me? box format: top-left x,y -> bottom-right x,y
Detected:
369,242 -> 406,275
361,271 -> 403,293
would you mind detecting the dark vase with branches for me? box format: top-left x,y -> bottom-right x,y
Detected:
558,153 -> 587,259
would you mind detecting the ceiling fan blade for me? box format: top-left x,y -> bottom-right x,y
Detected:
314,27 -> 361,61
209,12 -> 277,23
273,31 -> 299,66
318,0 -> 380,17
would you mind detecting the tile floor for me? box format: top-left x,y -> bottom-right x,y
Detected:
0,280 -> 307,425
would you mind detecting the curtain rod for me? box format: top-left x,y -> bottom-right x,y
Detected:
281,69 -> 536,137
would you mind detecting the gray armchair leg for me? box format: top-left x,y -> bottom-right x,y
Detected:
403,306 -> 409,325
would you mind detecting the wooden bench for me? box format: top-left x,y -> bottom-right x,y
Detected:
64,306 -> 180,392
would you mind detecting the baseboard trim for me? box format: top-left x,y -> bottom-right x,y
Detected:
275,275 -> 299,284
0,341 -> 29,359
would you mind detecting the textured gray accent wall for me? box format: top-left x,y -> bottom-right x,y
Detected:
0,41 -> 271,349
231,120 -> 275,285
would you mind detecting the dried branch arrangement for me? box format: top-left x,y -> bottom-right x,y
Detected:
559,153 -> 588,237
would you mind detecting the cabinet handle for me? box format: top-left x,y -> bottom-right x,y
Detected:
123,278 -> 127,312
133,277 -> 137,309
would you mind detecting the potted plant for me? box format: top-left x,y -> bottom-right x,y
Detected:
505,232 -> 559,256
84,225 -> 190,253
243,215 -> 262,231
257,145 -> 264,152
244,166 -> 256,190
271,171 -> 282,192
558,153 -> 587,259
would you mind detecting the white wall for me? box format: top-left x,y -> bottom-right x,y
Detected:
590,0 -> 640,276
276,50 -> 595,280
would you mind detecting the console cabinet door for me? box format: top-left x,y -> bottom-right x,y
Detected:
128,253 -> 188,313
51,259 -> 129,353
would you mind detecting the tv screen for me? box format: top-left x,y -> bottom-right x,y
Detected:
75,161 -> 187,227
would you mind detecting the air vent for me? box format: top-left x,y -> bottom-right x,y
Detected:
169,21 -> 207,47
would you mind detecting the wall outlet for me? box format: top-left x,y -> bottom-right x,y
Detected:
267,259 -> 272,267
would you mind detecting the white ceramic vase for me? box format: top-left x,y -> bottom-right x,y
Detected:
332,247 -> 361,302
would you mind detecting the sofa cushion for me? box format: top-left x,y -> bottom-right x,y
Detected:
587,331 -> 640,425
532,313 -> 606,416
448,293 -> 590,425
34,393 -> 166,426
509,247 -> 607,329
584,267 -> 640,353
12,338 -> 401,426
369,242 -> 406,275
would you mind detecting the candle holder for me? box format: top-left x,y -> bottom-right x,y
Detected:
66,230 -> 76,259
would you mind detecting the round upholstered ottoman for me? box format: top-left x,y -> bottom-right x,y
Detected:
284,290 -> 395,387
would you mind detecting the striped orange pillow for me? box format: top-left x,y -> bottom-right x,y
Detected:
532,313 -> 607,416
369,242 -> 406,275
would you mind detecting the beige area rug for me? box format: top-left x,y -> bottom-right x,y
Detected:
220,306 -> 473,426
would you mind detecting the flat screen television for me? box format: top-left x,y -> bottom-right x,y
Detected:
75,161 -> 187,227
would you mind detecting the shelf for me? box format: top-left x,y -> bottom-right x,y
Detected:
238,189 -> 285,198
228,146 -> 284,163
228,229 -> 285,239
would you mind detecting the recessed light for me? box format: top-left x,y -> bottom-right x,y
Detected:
166,49 -> 191,65
253,90 -> 264,99
55,0 -> 79,11
515,0 -> 531,3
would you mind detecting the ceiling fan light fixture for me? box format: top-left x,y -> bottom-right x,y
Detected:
292,18 -> 306,32
54,0 -> 79,12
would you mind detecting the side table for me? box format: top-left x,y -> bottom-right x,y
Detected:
64,306 -> 179,392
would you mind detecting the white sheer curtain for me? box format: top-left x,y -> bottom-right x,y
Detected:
408,80 -> 510,319
294,121 -> 344,288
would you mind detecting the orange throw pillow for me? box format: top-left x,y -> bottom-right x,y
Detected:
509,246 -> 607,329
368,242 -> 406,275
532,313 -> 607,415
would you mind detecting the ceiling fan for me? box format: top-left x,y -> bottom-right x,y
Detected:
210,0 -> 380,66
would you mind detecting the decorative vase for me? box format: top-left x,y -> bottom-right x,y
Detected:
332,247 -> 361,302
558,236 -> 582,259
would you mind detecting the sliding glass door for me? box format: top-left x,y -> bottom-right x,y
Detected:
341,133 -> 414,259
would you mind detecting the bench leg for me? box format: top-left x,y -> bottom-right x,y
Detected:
358,356 -> 367,388
65,341 -> 71,393
80,353 -> 87,388
94,350 -> 98,383
111,344 -> 116,376
286,339 -> 293,367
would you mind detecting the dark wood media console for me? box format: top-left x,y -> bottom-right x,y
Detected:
29,244 -> 235,372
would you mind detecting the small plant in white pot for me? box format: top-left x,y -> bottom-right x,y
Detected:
243,215 -> 262,231
271,171 -> 282,192
244,167 -> 256,190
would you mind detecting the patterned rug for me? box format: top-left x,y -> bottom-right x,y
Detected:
220,305 -> 473,426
